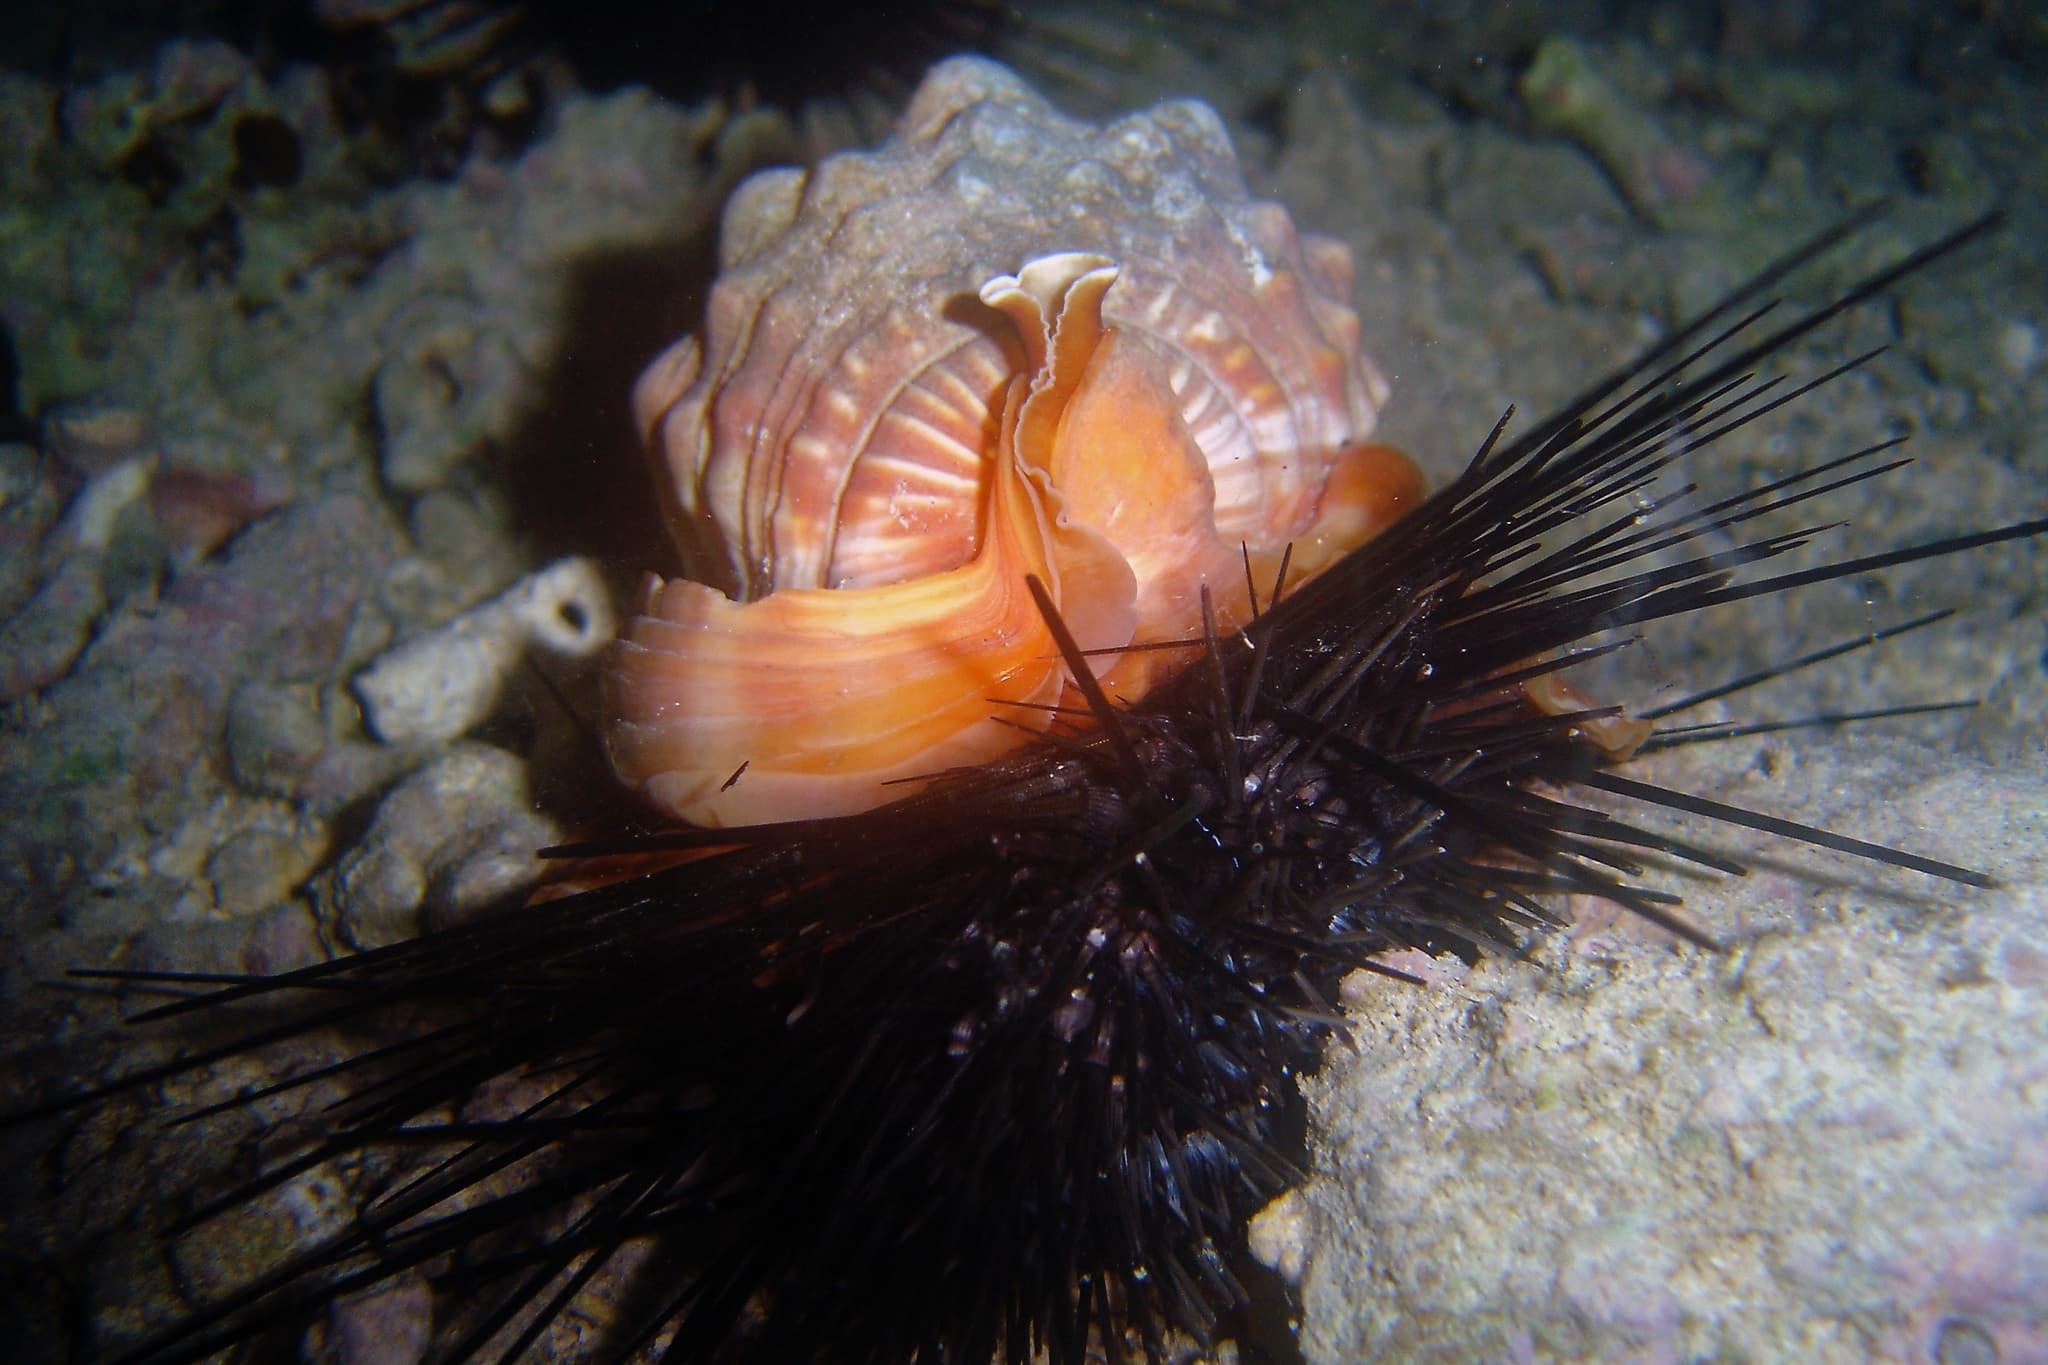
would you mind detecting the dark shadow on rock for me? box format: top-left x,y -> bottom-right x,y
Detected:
491,220 -> 721,825
500,225 -> 719,588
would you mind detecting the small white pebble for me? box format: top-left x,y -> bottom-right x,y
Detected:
1996,319 -> 2041,377
1247,1187 -> 1312,1285
60,455 -> 154,551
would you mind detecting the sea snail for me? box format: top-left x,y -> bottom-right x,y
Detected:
606,58 -> 1423,827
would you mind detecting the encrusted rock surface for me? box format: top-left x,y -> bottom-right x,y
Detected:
1298,742 -> 2048,1363
0,9 -> 2043,1363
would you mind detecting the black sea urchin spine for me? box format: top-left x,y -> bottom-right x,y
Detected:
18,211 -> 2047,1365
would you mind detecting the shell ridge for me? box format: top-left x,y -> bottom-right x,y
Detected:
716,164 -> 808,268
1105,262 -> 1311,538
734,282 -> 955,590
815,325 -> 1004,588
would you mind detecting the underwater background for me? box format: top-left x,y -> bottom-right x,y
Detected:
2,2 -> 2044,1361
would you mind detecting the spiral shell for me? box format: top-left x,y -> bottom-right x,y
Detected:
607,57 -> 1421,827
